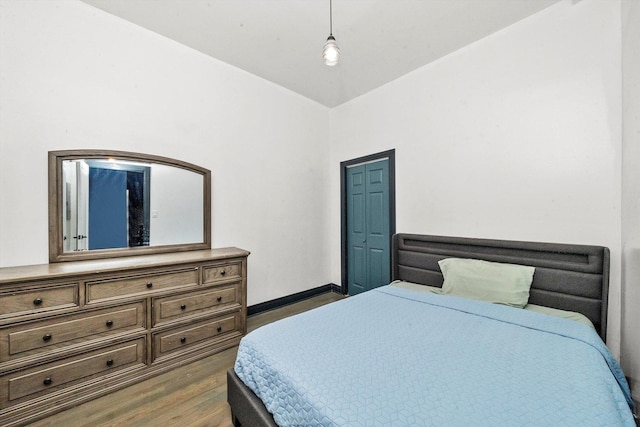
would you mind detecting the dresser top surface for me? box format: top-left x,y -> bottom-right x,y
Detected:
0,248 -> 250,285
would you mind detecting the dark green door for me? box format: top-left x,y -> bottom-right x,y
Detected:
347,159 -> 390,295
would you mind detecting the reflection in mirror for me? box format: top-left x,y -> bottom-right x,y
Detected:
62,159 -> 204,252
50,150 -> 211,262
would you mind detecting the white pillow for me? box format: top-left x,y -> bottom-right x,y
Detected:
438,258 -> 535,308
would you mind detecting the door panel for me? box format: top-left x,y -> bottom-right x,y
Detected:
365,161 -> 390,292
352,194 -> 365,234
347,159 -> 390,295
368,248 -> 385,288
347,165 -> 367,295
351,245 -> 366,295
76,161 -> 89,251
89,168 -> 127,250
368,192 -> 384,234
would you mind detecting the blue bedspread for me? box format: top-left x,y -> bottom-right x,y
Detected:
234,286 -> 636,426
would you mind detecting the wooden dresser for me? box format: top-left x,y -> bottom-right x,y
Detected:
0,248 -> 249,427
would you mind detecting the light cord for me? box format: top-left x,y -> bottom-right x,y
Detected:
329,0 -> 333,35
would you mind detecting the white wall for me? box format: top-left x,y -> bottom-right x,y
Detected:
330,0 -> 623,356
622,0 -> 640,398
149,164 -> 203,246
0,0 -> 331,306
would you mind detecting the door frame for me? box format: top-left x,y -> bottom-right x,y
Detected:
340,149 -> 396,295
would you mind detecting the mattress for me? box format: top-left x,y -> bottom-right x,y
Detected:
234,285 -> 635,426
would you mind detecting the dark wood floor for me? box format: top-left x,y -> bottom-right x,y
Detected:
26,292 -> 344,427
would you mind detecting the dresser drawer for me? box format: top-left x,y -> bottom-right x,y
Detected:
1,302 -> 145,362
153,285 -> 240,326
86,268 -> 199,303
153,313 -> 241,360
0,284 -> 78,320
2,338 -> 146,406
202,262 -> 241,284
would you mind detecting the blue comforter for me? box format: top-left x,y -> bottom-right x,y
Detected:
235,286 -> 635,426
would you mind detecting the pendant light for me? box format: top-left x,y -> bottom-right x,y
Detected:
322,0 -> 340,66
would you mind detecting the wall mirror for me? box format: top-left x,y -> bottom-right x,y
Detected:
49,150 -> 211,262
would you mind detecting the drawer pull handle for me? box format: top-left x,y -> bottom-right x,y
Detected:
106,359 -> 114,367
220,270 -> 226,276
33,297 -> 43,306
216,296 -> 222,302
180,337 -> 186,344
216,326 -> 222,333
42,333 -> 52,342
146,282 -> 153,289
106,320 -> 114,327
43,377 -> 53,386
180,304 -> 186,310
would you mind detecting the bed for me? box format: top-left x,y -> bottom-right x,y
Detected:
227,233 -> 637,426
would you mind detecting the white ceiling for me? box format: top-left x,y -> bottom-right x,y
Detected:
80,0 -> 562,107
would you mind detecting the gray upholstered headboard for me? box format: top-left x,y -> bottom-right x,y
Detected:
392,234 -> 610,341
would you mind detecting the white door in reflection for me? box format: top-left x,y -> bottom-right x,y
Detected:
62,160 -> 89,252
77,161 -> 89,251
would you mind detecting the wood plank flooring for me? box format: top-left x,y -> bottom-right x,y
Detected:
26,292 -> 344,427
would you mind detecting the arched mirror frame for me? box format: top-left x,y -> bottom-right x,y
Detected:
48,149 -> 211,263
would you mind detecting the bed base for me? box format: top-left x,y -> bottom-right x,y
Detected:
227,369 -> 277,427
227,233 -> 611,426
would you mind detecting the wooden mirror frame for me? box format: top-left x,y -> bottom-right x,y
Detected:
48,149 -> 211,263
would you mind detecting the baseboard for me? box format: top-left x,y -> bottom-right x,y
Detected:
248,283 -> 342,316
330,283 -> 343,294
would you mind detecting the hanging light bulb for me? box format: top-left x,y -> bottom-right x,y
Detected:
323,35 -> 340,66
323,0 -> 340,66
